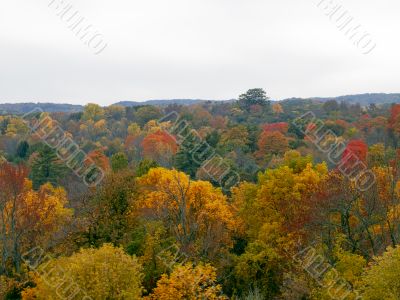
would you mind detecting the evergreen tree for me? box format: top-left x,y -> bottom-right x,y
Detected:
16,140 -> 29,159
174,137 -> 199,178
205,130 -> 220,148
174,136 -> 212,178
30,145 -> 66,189
238,88 -> 270,111
136,159 -> 158,177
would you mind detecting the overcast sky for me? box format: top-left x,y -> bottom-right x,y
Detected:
0,0 -> 399,105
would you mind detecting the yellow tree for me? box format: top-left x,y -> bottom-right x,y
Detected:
310,237 -> 366,300
359,245 -> 400,299
5,118 -> 29,137
230,153 -> 327,297
253,161 -> 327,239
137,168 -> 237,260
146,263 -> 226,300
232,152 -> 327,241
82,103 -> 105,121
272,103 -> 284,115
16,182 -> 73,255
22,244 -> 143,300
219,125 -> 249,152
0,163 -> 72,274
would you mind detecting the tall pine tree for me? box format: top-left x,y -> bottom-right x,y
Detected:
174,128 -> 215,178
30,145 -> 66,189
16,140 -> 29,159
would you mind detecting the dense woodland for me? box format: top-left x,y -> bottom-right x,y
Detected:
1,89 -> 400,299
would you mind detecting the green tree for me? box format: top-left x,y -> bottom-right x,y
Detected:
174,129 -> 214,178
134,106 -> 162,126
126,220 -> 175,293
85,170 -> 137,247
111,152 -> 129,172
30,145 -> 66,189
238,88 -> 270,111
16,140 -> 29,159
322,100 -> 339,113
136,159 -> 159,177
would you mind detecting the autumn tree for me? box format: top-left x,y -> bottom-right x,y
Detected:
137,168 -> 237,260
128,122 -> 141,136
228,158 -> 325,297
111,151 -> 129,172
147,263 -> 226,300
0,163 -> 28,274
386,104 -> 400,147
0,163 -> 72,274
359,245 -> 400,299
82,103 -> 105,121
86,149 -> 110,172
308,165 -> 400,257
256,130 -> 289,161
388,104 -> 400,135
368,143 -> 386,167
134,106 -> 162,127
186,105 -> 213,128
142,131 -> 178,167
262,122 -> 288,134
219,125 -> 250,152
272,103 -> 284,114
253,158 -> 326,237
340,139 -> 368,172
5,118 -> 29,137
105,105 -> 126,120
233,238 -> 286,299
23,244 -> 143,300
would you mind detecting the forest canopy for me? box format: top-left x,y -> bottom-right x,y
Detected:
1,89 -> 400,299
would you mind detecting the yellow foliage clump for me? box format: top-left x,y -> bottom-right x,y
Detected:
359,246 -> 400,299
138,168 -> 238,259
146,263 -> 227,300
22,244 -> 143,300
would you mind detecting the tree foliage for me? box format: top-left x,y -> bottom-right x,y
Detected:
23,244 -> 143,300
146,263 -> 226,300
137,168 -> 237,260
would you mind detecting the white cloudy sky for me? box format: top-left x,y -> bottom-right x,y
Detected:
0,0 -> 399,105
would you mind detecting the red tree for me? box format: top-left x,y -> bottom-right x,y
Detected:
262,122 -> 288,134
340,139 -> 368,170
86,149 -> 110,171
141,131 -> 178,166
388,104 -> 400,134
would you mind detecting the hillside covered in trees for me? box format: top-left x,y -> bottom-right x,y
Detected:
1,89 -> 400,299
2,93 -> 400,115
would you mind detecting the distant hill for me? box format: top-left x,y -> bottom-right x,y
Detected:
310,93 -> 400,106
114,99 -> 208,107
1,93 -> 400,114
0,99 -> 227,114
0,103 -> 83,114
